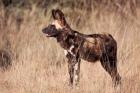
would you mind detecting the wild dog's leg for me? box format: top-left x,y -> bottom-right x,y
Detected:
109,57 -> 121,87
100,54 -> 121,87
66,52 -> 74,85
66,52 -> 81,86
68,61 -> 74,85
73,58 -> 81,85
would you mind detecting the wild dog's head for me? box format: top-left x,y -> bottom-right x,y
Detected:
42,24 -> 60,37
42,24 -> 76,46
51,9 -> 70,30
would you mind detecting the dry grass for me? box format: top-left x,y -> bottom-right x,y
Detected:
0,2 -> 140,93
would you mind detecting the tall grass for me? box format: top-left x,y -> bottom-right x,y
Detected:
0,1 -> 140,93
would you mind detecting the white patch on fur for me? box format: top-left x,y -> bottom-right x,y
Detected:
52,20 -> 62,29
74,62 -> 79,85
75,75 -> 78,81
74,62 -> 79,70
68,45 -> 75,56
64,50 -> 68,56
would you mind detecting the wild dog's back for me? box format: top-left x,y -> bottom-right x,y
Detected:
79,33 -> 117,62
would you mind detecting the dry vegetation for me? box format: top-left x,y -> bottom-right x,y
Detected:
0,0 -> 140,93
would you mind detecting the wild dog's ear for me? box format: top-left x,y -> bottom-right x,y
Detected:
52,9 -> 56,19
52,9 -> 64,19
52,9 -> 66,25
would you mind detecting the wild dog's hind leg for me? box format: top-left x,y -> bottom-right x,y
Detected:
100,54 -> 121,87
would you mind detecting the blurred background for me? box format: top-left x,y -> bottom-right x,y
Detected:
0,0 -> 140,93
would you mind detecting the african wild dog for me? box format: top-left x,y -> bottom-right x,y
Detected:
42,9 -> 121,86
42,25 -> 121,86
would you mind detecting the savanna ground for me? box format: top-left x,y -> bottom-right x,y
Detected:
0,0 -> 140,93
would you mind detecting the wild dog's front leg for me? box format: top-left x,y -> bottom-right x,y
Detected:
66,52 -> 81,86
73,58 -> 81,85
68,57 -> 81,86
68,61 -> 74,85
66,52 -> 80,85
66,53 -> 74,85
